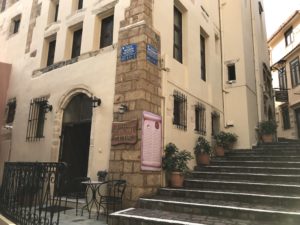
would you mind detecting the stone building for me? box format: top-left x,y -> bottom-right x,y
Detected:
268,10 -> 300,140
0,0 -> 271,205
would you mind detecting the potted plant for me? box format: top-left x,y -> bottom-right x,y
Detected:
162,143 -> 193,188
194,136 -> 211,165
258,120 -> 277,143
214,131 -> 238,156
97,170 -> 108,182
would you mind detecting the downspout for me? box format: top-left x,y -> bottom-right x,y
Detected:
218,0 -> 227,128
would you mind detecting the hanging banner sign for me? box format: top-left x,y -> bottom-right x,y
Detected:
275,90 -> 289,102
121,44 -> 137,62
146,44 -> 158,65
141,111 -> 162,171
111,120 -> 138,145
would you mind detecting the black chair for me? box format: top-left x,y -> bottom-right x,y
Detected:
64,177 -> 91,215
98,180 -> 126,221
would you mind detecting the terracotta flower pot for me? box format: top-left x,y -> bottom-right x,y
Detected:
215,146 -> 225,156
262,134 -> 273,143
170,172 -> 184,188
197,153 -> 210,165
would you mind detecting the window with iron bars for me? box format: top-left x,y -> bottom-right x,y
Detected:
195,103 -> 206,135
173,90 -> 187,130
26,97 -> 51,142
6,98 -> 16,124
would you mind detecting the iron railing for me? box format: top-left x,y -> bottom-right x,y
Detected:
0,162 -> 67,225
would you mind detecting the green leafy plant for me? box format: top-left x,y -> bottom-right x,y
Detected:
258,120 -> 277,135
214,131 -> 238,148
162,143 -> 193,173
194,136 -> 211,155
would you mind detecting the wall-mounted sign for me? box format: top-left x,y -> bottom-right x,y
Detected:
146,44 -> 158,65
121,44 -> 137,62
141,111 -> 162,171
111,120 -> 138,145
275,90 -> 289,102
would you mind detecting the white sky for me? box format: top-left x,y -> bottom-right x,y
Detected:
264,0 -> 300,39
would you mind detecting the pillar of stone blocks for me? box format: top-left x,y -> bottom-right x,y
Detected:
109,0 -> 162,207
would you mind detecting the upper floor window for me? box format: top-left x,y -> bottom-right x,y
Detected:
227,64 -> 236,81
11,15 -> 21,34
200,34 -> 206,81
54,2 -> 59,22
278,67 -> 287,90
100,15 -> 114,48
26,97 -> 52,142
195,103 -> 206,135
71,28 -> 82,58
47,39 -> 56,66
290,57 -> 300,88
284,27 -> 294,47
1,0 -> 6,12
5,99 -> 16,124
78,0 -> 83,10
173,6 -> 182,63
173,90 -> 187,130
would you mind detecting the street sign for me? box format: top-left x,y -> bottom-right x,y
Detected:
121,44 -> 137,62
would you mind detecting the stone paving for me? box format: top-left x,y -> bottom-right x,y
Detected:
59,208 -> 107,225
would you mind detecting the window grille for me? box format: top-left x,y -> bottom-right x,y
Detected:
195,103 -> 206,135
173,90 -> 187,130
6,99 -> 16,124
26,97 -> 51,142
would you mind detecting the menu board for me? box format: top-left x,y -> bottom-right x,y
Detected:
141,111 -> 162,171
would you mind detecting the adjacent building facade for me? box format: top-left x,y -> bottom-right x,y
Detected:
268,10 -> 300,140
0,0 -> 271,205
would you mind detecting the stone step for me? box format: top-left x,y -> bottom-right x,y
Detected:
138,196 -> 300,224
158,188 -> 300,209
195,165 -> 300,174
210,160 -> 300,167
190,171 -> 300,184
216,155 -> 300,161
226,150 -> 300,156
184,179 -> 300,195
109,208 -> 271,225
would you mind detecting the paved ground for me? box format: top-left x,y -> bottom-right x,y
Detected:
60,208 -> 107,225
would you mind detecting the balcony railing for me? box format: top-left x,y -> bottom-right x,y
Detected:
0,162 -> 67,225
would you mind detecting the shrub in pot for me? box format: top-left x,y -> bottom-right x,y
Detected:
162,143 -> 193,188
258,120 -> 277,143
194,136 -> 211,165
214,131 -> 238,156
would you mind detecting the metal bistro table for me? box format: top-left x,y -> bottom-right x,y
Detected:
81,181 -> 103,219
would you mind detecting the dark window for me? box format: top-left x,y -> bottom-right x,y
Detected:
200,34 -> 206,81
13,18 -> 20,34
47,39 -> 56,66
78,0 -> 83,10
71,28 -> 82,58
211,112 -> 220,136
282,106 -> 291,130
6,99 -> 16,124
54,3 -> 59,22
285,27 -> 294,46
228,64 -> 236,81
173,7 -> 182,63
100,15 -> 114,48
278,67 -> 287,90
1,0 -> 6,12
173,90 -> 187,130
258,1 -> 264,14
290,58 -> 300,87
26,97 -> 51,142
195,103 -> 206,135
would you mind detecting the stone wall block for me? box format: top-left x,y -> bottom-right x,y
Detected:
146,174 -> 161,187
122,150 -> 140,161
123,162 -> 133,173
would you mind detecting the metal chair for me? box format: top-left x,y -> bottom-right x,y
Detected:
98,180 -> 126,222
64,177 -> 91,215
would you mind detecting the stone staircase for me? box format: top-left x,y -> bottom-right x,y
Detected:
109,142 -> 300,225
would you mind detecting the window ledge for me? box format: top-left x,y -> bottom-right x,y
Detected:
226,80 -> 236,84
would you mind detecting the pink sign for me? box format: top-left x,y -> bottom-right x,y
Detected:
141,111 -> 162,171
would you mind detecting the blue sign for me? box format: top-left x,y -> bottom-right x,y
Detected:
146,44 -> 158,65
121,44 -> 137,62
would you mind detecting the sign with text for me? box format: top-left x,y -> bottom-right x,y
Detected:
121,44 -> 137,62
275,90 -> 289,102
146,44 -> 158,65
111,120 -> 138,145
141,111 -> 162,171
